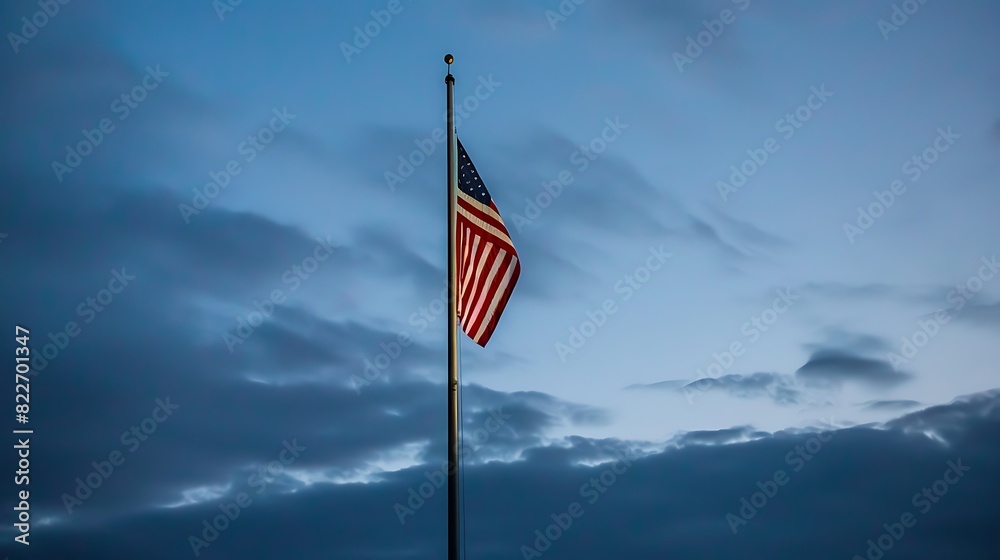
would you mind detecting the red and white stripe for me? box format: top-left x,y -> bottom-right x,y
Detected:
456,189 -> 520,346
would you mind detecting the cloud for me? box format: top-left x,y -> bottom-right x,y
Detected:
0,38 -> 216,180
638,331 -> 908,405
624,379 -> 690,391
885,389 -> 1000,444
681,372 -> 805,405
488,128 -> 781,266
802,281 -> 900,299
354,124 -> 773,303
795,350 -> 912,388
862,400 -> 923,411
803,329 -> 892,355
800,282 -> 946,309
955,302 -> 1000,328
701,205 -> 790,255
671,425 -> 762,446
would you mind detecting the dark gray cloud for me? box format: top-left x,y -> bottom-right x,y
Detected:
672,425 -> 760,446
7,381 -> 998,559
351,225 -> 444,298
863,400 -> 923,411
804,329 -> 892,355
0,36 -> 218,184
636,329 -> 913,405
885,390 -> 1000,444
681,372 -> 804,405
795,350 -> 912,388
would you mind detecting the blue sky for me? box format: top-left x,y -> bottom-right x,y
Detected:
1,0 -> 999,558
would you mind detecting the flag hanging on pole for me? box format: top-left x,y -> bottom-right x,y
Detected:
455,138 -> 520,347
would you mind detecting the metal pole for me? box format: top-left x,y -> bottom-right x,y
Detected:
444,53 -> 461,560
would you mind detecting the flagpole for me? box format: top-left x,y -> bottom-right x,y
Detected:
444,53 -> 461,560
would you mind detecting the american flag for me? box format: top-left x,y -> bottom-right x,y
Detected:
455,139 -> 520,346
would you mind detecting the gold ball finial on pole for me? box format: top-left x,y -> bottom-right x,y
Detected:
444,53 -> 454,83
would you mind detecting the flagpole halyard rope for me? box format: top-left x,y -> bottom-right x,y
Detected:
458,331 -> 467,560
